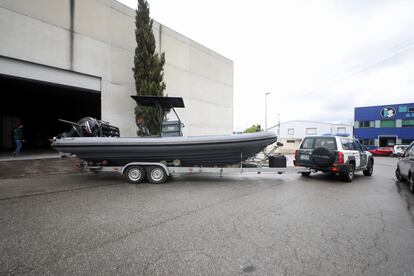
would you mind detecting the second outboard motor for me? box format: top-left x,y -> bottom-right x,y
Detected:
57,117 -> 120,138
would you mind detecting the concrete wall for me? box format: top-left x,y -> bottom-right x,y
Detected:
0,0 -> 233,136
277,138 -> 302,154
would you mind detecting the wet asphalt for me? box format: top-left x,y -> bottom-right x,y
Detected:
0,157 -> 413,275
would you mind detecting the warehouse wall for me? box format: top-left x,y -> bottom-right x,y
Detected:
0,0 -> 233,136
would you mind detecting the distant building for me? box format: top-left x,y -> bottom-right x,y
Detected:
355,103 -> 414,147
268,120 -> 353,153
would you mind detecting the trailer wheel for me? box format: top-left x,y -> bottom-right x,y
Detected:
125,166 -> 145,184
146,166 -> 168,184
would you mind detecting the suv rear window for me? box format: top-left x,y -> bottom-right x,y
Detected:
300,137 -> 337,150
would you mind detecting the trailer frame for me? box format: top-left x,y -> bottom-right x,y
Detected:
80,160 -> 311,184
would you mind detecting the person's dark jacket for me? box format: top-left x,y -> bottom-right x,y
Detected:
13,128 -> 23,140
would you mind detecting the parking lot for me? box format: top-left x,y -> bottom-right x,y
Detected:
1,156 -> 414,275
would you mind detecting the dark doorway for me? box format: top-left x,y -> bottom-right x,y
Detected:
379,136 -> 397,147
0,74 -> 100,150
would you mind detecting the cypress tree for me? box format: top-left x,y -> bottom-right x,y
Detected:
133,0 -> 166,136
243,124 -> 262,133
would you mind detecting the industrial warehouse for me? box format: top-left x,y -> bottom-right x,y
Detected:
0,0 -> 233,151
354,103 -> 414,147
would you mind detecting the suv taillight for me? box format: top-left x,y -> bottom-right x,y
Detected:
337,151 -> 344,164
295,150 -> 299,160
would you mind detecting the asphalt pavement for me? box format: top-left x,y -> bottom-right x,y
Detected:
0,157 -> 413,275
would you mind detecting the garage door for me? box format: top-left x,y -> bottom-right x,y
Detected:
0,57 -> 101,150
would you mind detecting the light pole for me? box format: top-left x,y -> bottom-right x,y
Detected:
277,113 -> 281,135
265,92 -> 270,130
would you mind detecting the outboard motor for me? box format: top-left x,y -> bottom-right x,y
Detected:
78,117 -> 100,136
57,117 -> 120,138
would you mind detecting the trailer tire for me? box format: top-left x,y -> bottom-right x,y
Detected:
125,166 -> 146,184
146,166 -> 168,184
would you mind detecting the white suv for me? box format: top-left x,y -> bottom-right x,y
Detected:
294,136 -> 374,182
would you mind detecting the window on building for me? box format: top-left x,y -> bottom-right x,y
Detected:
359,121 -> 373,128
288,128 -> 294,135
306,128 -> 317,135
399,106 -> 408,112
380,120 -> 396,128
409,107 -> 414,112
402,120 -> 414,127
359,139 -> 374,146
337,127 -> 346,133
402,139 -> 414,145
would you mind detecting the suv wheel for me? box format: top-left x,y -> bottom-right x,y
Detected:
301,171 -> 311,177
363,160 -> 373,176
409,174 -> 414,193
343,163 -> 355,182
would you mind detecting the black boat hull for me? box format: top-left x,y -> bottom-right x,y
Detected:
52,131 -> 277,166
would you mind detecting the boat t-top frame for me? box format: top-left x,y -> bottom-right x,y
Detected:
131,95 -> 185,136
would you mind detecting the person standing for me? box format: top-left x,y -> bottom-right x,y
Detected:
13,124 -> 24,157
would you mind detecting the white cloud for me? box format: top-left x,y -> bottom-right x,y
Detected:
118,0 -> 414,130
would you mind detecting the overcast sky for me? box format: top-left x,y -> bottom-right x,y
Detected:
119,0 -> 414,131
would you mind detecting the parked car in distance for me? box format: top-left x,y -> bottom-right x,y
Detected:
369,147 -> 393,156
294,135 -> 374,182
395,142 -> 414,192
393,145 -> 409,157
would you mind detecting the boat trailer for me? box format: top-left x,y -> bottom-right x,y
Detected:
56,95 -> 309,183
78,156 -> 311,184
